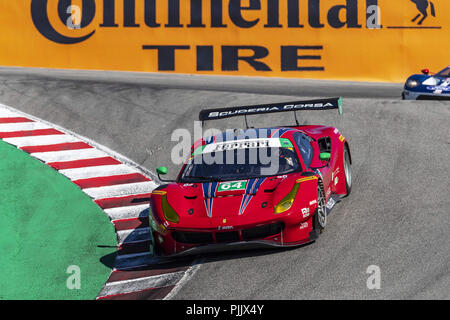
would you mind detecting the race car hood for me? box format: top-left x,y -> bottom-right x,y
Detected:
161,175 -> 303,229
422,76 -> 450,92
405,74 -> 450,93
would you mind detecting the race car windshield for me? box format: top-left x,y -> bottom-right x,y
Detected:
180,147 -> 301,182
435,67 -> 450,77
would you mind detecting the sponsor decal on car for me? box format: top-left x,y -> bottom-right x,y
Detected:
212,139 -> 270,152
201,138 -> 294,154
217,180 -> 248,192
332,168 -> 340,180
426,86 -> 450,92
207,103 -> 337,119
218,225 -> 234,231
426,78 -> 450,92
301,208 -> 310,218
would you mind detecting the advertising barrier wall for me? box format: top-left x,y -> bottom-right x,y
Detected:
0,0 -> 449,82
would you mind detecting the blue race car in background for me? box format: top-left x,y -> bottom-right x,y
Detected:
402,66 -> 450,100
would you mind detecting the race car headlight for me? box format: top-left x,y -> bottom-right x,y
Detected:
274,183 -> 300,214
161,195 -> 180,223
406,80 -> 419,88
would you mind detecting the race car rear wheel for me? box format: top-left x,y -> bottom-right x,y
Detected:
314,183 -> 327,233
344,145 -> 352,197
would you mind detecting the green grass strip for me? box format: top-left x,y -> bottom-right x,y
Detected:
0,140 -> 117,300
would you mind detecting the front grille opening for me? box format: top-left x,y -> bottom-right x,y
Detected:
242,222 -> 285,241
172,231 -> 213,244
216,231 -> 240,243
172,222 -> 285,245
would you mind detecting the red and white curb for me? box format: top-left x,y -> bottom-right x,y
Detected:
0,103 -> 199,300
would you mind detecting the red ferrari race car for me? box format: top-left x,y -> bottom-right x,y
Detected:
149,97 -> 352,256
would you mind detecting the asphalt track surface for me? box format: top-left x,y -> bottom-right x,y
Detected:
0,68 -> 448,299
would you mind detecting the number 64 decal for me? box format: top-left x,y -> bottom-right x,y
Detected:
218,181 -> 247,192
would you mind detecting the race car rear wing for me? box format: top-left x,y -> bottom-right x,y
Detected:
199,97 -> 343,128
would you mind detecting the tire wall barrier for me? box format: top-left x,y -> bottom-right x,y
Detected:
0,0 -> 449,82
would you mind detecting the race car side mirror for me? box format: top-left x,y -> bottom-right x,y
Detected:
157,166 -> 167,175
310,153 -> 331,170
156,166 -> 175,182
319,152 -> 331,161
421,68 -> 429,75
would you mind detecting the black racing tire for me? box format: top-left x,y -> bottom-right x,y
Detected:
343,145 -> 352,197
313,183 -> 327,233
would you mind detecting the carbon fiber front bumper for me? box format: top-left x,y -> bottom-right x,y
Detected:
164,231 -> 318,257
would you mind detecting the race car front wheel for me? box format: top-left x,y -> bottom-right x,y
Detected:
314,183 -> 327,233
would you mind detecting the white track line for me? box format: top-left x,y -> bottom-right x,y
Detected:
163,259 -> 203,300
31,148 -> 108,163
0,109 -> 21,117
104,204 -> 150,221
3,134 -> 80,147
83,181 -> 158,199
98,271 -> 186,298
0,122 -> 51,132
60,164 -> 140,181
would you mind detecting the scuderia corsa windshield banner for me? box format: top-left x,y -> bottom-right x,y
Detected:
0,0 -> 449,82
